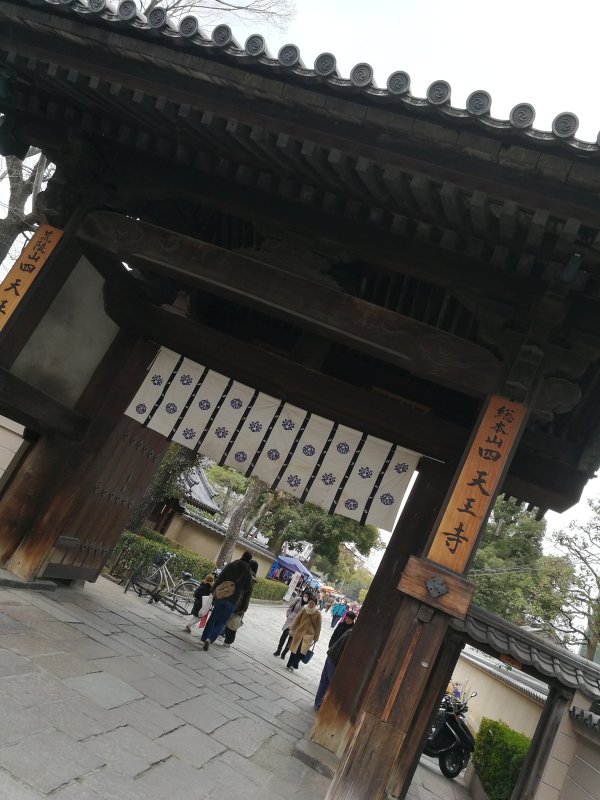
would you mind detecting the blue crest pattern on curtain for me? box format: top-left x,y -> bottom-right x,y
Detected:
125,348 -> 420,530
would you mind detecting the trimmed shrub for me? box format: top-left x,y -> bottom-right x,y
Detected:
473,718 -> 531,800
108,530 -> 215,583
108,531 -> 287,601
253,577 -> 288,601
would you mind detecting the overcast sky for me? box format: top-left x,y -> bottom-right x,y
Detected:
224,0 -> 600,141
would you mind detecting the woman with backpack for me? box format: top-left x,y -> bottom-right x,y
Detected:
286,593 -> 321,672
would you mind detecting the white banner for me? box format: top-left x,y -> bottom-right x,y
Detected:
125,348 -> 419,529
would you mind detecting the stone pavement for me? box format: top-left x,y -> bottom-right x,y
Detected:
0,577 -> 471,799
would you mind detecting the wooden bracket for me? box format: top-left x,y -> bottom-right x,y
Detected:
397,556 -> 475,620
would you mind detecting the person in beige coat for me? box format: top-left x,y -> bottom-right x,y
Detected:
286,593 -> 321,672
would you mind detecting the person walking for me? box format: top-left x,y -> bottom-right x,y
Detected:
314,626 -> 353,710
330,597 -> 347,628
223,559 -> 258,647
183,573 -> 214,632
201,551 -> 254,651
329,609 -> 356,648
273,590 -> 310,659
286,593 -> 321,672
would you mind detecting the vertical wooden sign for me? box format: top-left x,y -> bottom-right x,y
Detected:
426,395 -> 527,572
0,225 -> 64,333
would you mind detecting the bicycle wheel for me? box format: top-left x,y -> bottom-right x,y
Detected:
170,580 -> 199,614
125,563 -> 161,597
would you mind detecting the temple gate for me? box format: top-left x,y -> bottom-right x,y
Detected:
2,2 -> 600,796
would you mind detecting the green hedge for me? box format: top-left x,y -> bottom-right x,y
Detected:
108,530 -> 287,601
473,718 -> 531,800
253,576 -> 288,601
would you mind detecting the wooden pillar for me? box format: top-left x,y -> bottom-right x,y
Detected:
326,396 -> 529,800
311,457 -> 455,754
387,630 -> 464,799
0,334 -> 161,580
509,684 -> 574,800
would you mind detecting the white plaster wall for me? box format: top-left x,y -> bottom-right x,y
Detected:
165,515 -> 272,577
11,256 -> 118,408
536,691 -> 600,800
453,654 -> 544,738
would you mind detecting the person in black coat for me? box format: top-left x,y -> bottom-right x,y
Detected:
201,551 -> 254,651
314,627 -> 353,710
223,559 -> 258,647
183,574 -> 214,632
328,609 -> 356,648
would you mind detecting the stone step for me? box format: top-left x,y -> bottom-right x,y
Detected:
292,736 -> 340,778
0,567 -> 57,591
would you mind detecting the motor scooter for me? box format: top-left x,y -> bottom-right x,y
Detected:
423,692 -> 476,779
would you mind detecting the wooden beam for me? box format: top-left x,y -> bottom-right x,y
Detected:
3,112 -> 542,307
101,279 -> 468,463
4,8 -> 600,229
0,368 -> 89,440
98,270 -> 589,512
78,211 -> 502,398
109,155 -> 538,306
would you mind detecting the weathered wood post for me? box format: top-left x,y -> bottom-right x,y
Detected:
325,395 -> 529,799
311,457 -> 456,755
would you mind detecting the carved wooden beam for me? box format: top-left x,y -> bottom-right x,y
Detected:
78,211 -> 501,398
0,368 -> 89,440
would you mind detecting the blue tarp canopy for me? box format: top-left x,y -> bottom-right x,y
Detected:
275,555 -> 313,578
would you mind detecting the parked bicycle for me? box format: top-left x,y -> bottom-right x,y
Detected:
124,551 -> 199,614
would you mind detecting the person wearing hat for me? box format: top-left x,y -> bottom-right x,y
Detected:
201,551 -> 254,651
222,559 -> 258,648
183,573 -> 214,633
286,592 -> 321,672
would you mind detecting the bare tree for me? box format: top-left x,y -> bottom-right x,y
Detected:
0,147 -> 53,271
143,0 -> 295,28
216,476 -> 266,567
552,498 -> 600,661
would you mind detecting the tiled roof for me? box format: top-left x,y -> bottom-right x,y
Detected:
570,706 -> 600,739
182,467 -> 220,515
461,648 -> 547,704
451,606 -> 600,699
21,0 -> 599,156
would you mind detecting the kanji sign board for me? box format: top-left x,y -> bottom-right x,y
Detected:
427,395 -> 527,572
0,225 -> 64,333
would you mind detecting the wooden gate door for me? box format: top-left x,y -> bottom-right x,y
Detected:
40,417 -> 166,581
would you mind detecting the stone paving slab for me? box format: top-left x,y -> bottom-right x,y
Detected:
0,578 -> 473,800
64,671 -> 144,709
0,670 -> 77,707
0,696 -> 51,747
0,730 -> 106,794
157,723 -> 226,766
